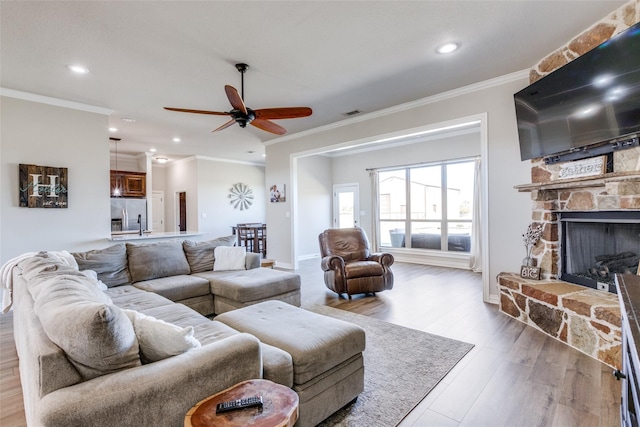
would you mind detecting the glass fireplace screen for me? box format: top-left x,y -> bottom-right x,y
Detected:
563,218 -> 640,288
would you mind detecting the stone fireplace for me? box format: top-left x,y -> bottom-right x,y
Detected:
498,1 -> 640,369
516,150 -> 640,281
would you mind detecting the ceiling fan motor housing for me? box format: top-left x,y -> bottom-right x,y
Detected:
232,108 -> 256,127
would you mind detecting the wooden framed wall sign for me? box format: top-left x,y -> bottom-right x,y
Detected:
520,265 -> 541,280
19,164 -> 68,208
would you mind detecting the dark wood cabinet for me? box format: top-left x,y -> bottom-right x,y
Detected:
616,273 -> 640,427
110,171 -> 146,198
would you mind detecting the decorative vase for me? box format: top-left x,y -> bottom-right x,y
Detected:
522,256 -> 535,267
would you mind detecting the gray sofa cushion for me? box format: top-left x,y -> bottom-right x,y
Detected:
196,268 -> 301,303
72,243 -> 131,287
216,301 -> 365,385
182,235 -> 237,273
21,255 -> 141,380
105,285 -> 174,312
132,275 -> 210,302
127,241 -> 190,283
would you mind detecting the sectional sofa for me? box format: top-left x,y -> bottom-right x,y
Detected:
11,239 -> 365,426
72,236 -> 301,315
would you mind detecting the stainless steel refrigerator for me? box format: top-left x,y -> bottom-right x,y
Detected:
110,198 -> 147,232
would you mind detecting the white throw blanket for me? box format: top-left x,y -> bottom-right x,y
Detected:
1,251 -> 78,313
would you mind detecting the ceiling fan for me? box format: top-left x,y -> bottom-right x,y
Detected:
164,63 -> 312,135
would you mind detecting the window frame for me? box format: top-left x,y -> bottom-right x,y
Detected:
377,158 -> 475,252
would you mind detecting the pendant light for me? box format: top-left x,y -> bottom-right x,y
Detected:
110,137 -> 122,197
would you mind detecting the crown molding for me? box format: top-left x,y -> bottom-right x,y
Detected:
265,69 -> 528,146
195,155 -> 265,167
0,88 -> 113,115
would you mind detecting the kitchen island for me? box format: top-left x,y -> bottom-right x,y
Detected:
109,231 -> 203,241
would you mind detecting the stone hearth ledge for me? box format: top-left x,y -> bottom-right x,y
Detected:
498,272 -> 621,369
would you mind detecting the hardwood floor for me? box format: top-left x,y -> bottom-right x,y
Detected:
0,260 -> 621,426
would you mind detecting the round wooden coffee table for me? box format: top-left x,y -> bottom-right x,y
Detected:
184,379 -> 299,427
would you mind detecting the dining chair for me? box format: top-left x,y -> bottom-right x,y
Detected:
236,224 -> 254,252
256,224 -> 267,257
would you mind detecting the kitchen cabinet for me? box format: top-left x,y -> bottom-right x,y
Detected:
110,171 -> 146,198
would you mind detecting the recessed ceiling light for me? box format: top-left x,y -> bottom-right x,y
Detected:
121,117 -> 136,123
109,127 -> 118,132
149,148 -> 157,153
173,137 -> 181,143
66,64 -> 89,74
436,42 -> 460,54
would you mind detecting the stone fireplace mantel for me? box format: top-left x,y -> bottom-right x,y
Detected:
515,171 -> 640,193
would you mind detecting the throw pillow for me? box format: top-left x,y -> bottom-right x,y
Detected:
182,235 -> 237,273
213,246 -> 246,271
123,309 -> 201,363
126,241 -> 190,283
72,243 -> 132,287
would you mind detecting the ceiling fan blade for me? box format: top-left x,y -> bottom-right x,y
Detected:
251,119 -> 287,135
212,119 -> 236,133
224,85 -> 247,115
164,107 -> 229,116
254,107 -> 312,120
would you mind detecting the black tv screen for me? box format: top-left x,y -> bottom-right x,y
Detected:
515,21 -> 640,161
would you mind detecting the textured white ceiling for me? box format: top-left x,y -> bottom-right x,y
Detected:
0,1 -> 627,164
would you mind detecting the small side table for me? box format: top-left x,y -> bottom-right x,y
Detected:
260,259 -> 275,269
184,379 -> 298,427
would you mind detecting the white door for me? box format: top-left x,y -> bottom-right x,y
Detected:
152,191 -> 165,232
333,183 -> 359,229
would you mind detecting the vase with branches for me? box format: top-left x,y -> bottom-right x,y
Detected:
522,223 -> 543,267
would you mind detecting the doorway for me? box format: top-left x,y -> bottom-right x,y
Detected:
152,191 -> 165,232
177,191 -> 186,232
290,114 -> 490,301
333,183 -> 359,229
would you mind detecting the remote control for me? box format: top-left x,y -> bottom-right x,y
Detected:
216,395 -> 263,414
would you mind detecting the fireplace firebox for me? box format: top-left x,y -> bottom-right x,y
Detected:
560,211 -> 640,293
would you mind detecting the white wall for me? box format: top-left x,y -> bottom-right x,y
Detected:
196,158 -> 266,238
152,164 -> 166,192
266,74 -> 533,301
297,156 -> 332,258
0,96 -> 111,262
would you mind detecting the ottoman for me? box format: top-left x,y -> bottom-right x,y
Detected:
216,301 -> 365,427
194,268 -> 301,314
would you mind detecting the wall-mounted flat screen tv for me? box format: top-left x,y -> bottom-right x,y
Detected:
515,21 -> 640,161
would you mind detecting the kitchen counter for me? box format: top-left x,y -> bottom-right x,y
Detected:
109,231 -> 203,241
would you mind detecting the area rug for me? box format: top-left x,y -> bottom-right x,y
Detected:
304,304 -> 474,427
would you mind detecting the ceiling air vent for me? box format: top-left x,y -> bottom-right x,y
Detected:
342,109 -> 362,117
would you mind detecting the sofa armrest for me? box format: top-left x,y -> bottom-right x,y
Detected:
320,255 -> 344,272
368,252 -> 394,267
320,255 -> 347,294
245,252 -> 261,270
38,333 -> 262,427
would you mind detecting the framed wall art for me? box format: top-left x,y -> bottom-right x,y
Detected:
269,184 -> 286,203
19,163 -> 68,208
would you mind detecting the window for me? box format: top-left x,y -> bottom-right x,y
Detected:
378,159 -> 475,252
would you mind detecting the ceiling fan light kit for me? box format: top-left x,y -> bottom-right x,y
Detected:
164,63 -> 312,135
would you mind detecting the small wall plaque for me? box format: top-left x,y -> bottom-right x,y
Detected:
558,155 -> 606,180
19,164 -> 68,208
520,265 -> 541,280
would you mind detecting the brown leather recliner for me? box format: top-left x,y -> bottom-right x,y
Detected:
318,227 -> 394,299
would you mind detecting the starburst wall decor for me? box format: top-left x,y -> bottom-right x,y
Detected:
228,183 -> 254,210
